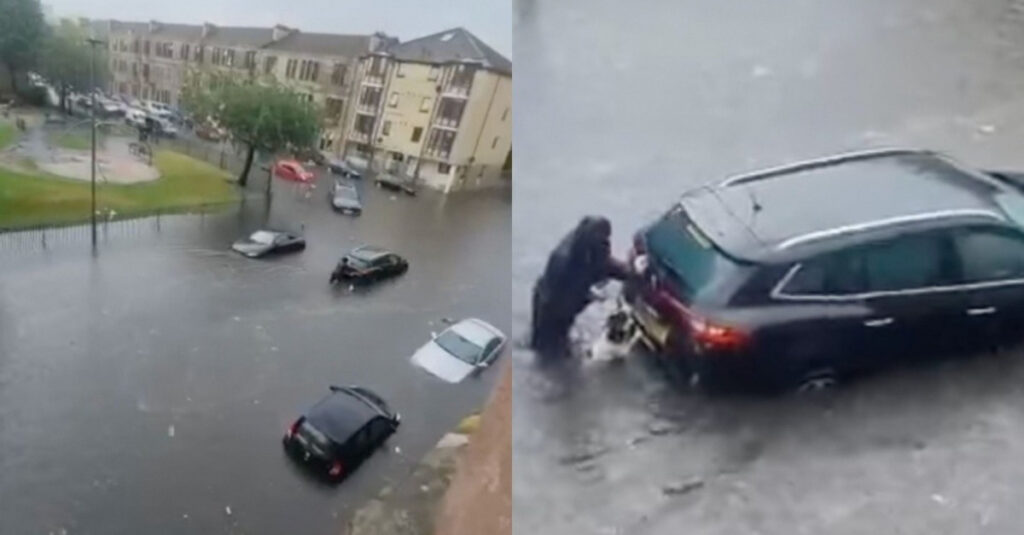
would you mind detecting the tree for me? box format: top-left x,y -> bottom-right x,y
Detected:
0,0 -> 46,95
181,70 -> 321,187
39,20 -> 109,113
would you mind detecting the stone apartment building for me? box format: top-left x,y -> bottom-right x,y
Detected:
104,20 -> 389,152
341,28 -> 512,192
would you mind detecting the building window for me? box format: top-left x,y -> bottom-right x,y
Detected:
411,127 -> 423,143
325,97 -> 343,120
492,136 -> 499,149
438,162 -> 451,174
144,40 -> 150,55
388,92 -> 399,107
359,86 -> 381,108
298,60 -> 319,82
264,56 -> 277,75
428,66 -> 440,81
331,63 -> 346,86
225,49 -> 235,67
285,58 -> 298,78
501,107 -> 509,121
244,51 -> 256,69
181,43 -> 190,61
420,97 -> 431,113
211,47 -> 220,65
426,128 -> 456,158
382,120 -> 391,136
436,98 -> 466,128
396,63 -> 405,77
194,46 -> 204,63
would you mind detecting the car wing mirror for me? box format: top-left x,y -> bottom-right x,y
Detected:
329,385 -> 342,392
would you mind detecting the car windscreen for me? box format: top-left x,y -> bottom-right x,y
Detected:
434,330 -> 484,364
296,420 -> 334,458
249,231 -> 276,245
344,256 -> 372,270
644,206 -> 738,301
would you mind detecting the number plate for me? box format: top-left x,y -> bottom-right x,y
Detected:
634,303 -> 670,347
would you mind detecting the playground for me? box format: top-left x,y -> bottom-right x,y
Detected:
0,109 -> 239,230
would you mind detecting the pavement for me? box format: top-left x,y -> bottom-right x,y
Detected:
0,165 -> 509,534
514,0 -> 1024,534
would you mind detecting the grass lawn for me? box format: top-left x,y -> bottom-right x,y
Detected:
0,150 -> 240,230
0,121 -> 15,150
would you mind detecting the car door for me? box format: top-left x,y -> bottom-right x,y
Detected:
857,230 -> 966,364
950,225 -> 1024,350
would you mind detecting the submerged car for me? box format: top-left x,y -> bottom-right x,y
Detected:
410,319 -> 507,383
329,180 -> 363,215
330,246 -> 408,284
283,385 -> 400,483
231,229 -> 306,258
274,160 -> 315,182
327,157 -> 362,179
627,148 -> 1024,392
374,173 -> 417,196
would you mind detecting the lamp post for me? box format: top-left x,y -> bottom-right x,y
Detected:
86,38 -> 107,249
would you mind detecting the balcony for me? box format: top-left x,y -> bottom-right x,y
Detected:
356,103 -> 378,115
363,74 -> 385,87
441,84 -> 470,98
434,117 -> 460,130
424,147 -> 451,160
349,131 -> 371,143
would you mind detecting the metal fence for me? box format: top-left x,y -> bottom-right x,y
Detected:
165,136 -> 270,191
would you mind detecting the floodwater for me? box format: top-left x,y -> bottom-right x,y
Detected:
513,0 -> 1024,533
0,171 -> 510,534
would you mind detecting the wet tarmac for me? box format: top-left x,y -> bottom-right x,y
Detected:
513,0 -> 1024,533
0,170 -> 509,534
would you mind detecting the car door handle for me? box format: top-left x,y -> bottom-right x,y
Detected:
966,306 -> 997,316
863,318 -> 894,327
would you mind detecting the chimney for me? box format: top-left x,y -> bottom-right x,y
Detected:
369,32 -> 392,53
148,20 -> 160,33
202,22 -> 216,39
272,24 -> 292,42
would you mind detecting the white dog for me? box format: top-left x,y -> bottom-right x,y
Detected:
587,299 -> 642,363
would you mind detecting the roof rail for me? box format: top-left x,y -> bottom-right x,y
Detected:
719,148 -> 933,188
776,209 -> 1004,250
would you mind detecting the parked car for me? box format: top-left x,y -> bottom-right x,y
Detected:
231,229 -> 306,258
410,319 -> 507,383
194,122 -> 226,141
626,148 -> 1024,392
153,117 -> 177,138
125,108 -> 148,129
274,159 -> 315,182
374,173 -> 417,196
328,180 -> 362,215
283,385 -> 400,483
329,246 -> 408,284
326,156 -> 362,179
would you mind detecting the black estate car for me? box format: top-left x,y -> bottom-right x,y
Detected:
231,230 -> 306,258
374,173 -> 417,196
328,180 -> 363,215
330,246 -> 409,284
283,385 -> 400,483
627,149 -> 1024,392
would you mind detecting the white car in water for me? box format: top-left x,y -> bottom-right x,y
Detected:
410,319 -> 506,383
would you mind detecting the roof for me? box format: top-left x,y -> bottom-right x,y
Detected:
451,319 -> 503,346
680,150 -> 1014,262
387,27 -> 511,74
306,390 -> 378,443
266,32 -> 373,58
351,245 -> 389,260
203,25 -> 276,47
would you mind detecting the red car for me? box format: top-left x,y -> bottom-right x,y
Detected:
274,160 -> 315,182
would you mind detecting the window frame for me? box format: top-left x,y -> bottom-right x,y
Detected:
952,225 -> 1024,284
772,228 -> 1024,301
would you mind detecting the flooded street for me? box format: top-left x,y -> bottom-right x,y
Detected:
0,174 -> 509,534
513,0 -> 1024,533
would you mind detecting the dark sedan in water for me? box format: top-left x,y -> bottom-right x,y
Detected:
231,230 -> 306,258
329,180 -> 363,215
374,173 -> 417,196
283,385 -> 400,483
330,246 -> 408,284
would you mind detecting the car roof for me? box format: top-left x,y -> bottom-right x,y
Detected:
305,388 -> 381,443
450,318 -> 504,346
680,150 -> 1014,262
350,245 -> 390,259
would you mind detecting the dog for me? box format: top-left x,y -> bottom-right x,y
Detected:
586,300 -> 641,363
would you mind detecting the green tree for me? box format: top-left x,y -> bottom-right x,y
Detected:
181,70 -> 321,187
0,0 -> 46,95
39,19 -> 110,113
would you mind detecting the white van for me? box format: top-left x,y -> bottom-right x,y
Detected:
125,108 -> 148,129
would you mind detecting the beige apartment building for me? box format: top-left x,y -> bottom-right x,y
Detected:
104,20 -> 390,152
341,28 -> 511,192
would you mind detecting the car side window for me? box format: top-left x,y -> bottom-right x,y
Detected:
782,249 -> 866,296
954,227 -> 1024,283
862,233 -> 952,292
350,424 -> 375,454
369,418 -> 392,443
482,338 -> 501,361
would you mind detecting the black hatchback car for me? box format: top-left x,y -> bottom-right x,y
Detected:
330,246 -> 408,284
627,149 -> 1024,392
283,385 -> 400,483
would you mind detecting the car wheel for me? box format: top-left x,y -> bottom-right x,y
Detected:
795,367 -> 838,393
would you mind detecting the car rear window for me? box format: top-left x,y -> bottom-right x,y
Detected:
644,206 -> 738,300
297,420 -> 334,458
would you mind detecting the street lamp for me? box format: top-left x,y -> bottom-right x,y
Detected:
86,37 -> 107,249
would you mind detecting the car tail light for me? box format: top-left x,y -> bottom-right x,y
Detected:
328,461 -> 344,477
689,316 -> 749,352
286,419 -> 301,439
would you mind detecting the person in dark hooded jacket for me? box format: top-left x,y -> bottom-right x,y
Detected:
530,216 -> 631,357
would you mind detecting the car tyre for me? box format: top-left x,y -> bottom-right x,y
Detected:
795,366 -> 838,394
